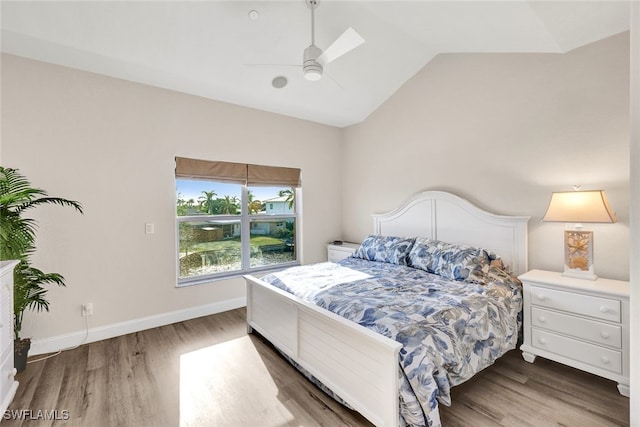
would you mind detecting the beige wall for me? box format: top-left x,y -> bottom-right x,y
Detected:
1,54 -> 343,342
342,32 -> 631,281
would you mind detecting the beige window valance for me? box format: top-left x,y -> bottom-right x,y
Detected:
175,157 -> 301,187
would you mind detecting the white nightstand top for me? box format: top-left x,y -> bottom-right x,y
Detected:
327,242 -> 360,250
518,269 -> 629,298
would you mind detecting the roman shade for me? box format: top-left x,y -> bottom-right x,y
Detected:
247,164 -> 301,187
175,157 -> 246,184
175,157 -> 301,187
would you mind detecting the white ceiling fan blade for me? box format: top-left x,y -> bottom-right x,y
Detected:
316,27 -> 365,66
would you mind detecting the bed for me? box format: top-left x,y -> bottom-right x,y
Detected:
244,191 -> 529,427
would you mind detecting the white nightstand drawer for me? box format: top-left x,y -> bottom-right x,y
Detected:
531,307 -> 622,348
532,329 -> 622,374
529,285 -> 620,323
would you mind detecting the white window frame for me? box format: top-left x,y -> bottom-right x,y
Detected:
176,184 -> 300,287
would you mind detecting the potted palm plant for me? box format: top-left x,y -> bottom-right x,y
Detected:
0,167 -> 82,372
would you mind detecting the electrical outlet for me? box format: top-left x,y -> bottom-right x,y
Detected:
81,302 -> 94,316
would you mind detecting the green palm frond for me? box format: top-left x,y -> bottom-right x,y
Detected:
16,196 -> 83,214
0,214 -> 37,260
0,167 -> 83,261
13,260 -> 67,338
0,167 -> 82,339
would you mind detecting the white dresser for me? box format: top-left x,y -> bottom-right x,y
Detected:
327,242 -> 360,262
519,269 -> 629,396
0,261 -> 19,414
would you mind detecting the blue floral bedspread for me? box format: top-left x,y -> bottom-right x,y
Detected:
260,257 -> 523,427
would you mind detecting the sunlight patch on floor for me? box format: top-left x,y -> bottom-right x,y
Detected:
179,336 -> 296,427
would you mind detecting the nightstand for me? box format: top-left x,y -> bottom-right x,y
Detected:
519,269 -> 629,396
327,242 -> 360,262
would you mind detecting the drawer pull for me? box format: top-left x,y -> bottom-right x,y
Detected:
537,294 -> 547,301
601,356 -> 610,364
538,316 -> 546,323
600,306 -> 609,313
600,331 -> 610,339
538,337 -> 547,345
8,368 -> 16,379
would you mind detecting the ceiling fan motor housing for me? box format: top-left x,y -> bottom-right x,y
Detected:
303,44 -> 323,80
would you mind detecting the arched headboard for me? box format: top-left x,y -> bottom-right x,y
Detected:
372,191 -> 530,275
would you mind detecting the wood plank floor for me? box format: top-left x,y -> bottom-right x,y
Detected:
5,308 -> 629,426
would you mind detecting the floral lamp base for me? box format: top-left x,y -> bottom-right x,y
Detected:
562,230 -> 597,280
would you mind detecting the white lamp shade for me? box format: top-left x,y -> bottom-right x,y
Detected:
543,190 -> 617,223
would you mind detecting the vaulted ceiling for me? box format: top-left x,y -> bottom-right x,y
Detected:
1,1 -> 631,127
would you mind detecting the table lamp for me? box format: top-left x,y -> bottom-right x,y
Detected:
542,188 -> 616,280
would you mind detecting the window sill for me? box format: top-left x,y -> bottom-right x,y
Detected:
176,262 -> 299,288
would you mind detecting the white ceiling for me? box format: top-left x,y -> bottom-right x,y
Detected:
0,1 -> 631,128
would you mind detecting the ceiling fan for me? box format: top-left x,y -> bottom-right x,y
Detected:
300,0 -> 365,81
248,0 -> 365,83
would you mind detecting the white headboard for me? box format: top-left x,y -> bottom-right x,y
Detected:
372,191 -> 530,275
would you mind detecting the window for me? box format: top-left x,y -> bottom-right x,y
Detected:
175,158 -> 300,285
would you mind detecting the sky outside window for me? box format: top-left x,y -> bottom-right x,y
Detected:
176,179 -> 287,203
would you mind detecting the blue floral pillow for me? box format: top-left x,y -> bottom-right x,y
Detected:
407,237 -> 491,281
354,235 -> 416,265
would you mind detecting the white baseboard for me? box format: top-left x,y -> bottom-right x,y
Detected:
30,297 -> 247,356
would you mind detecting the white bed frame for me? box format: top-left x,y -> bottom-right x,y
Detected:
244,191 -> 529,427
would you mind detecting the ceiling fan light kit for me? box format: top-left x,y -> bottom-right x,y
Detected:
303,44 -> 323,81
301,0 -> 364,82
303,66 -> 323,81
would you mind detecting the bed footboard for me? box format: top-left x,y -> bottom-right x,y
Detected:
244,274 -> 402,427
